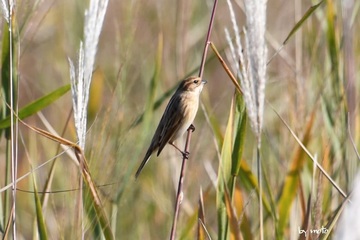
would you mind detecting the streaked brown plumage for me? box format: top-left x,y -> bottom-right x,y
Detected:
135,76 -> 207,178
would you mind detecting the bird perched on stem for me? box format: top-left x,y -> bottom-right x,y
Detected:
135,76 -> 207,178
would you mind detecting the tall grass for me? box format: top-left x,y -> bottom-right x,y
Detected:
0,0 -> 359,239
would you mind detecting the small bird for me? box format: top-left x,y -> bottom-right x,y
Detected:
135,76 -> 207,178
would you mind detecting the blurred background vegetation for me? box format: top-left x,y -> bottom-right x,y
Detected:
0,0 -> 359,239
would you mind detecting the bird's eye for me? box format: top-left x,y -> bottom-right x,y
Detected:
193,80 -> 199,84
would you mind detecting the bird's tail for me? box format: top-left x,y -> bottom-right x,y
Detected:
135,149 -> 152,178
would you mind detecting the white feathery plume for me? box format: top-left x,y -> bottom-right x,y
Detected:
0,0 -> 9,22
225,1 -> 268,238
244,0 -> 267,144
0,0 -> 15,23
225,0 -> 267,145
69,0 -> 109,149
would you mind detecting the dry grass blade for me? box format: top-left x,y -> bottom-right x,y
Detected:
18,120 -> 114,239
224,183 -> 241,240
269,103 -> 347,199
277,106 -> 316,235
209,42 -> 242,94
40,111 -> 73,210
198,219 -> 212,240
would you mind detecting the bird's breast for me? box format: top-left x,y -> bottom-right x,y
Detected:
171,92 -> 199,141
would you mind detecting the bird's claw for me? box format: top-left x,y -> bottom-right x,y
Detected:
182,151 -> 190,159
189,124 -> 195,132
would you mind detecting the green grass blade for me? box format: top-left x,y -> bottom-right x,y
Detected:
0,84 -> 70,129
231,91 -> 247,176
79,161 -> 114,240
1,22 -> 10,115
32,174 -> 48,240
326,0 -> 341,101
84,186 -> 102,238
1,19 -> 17,233
197,188 -> 206,240
217,94 -> 235,240
268,1 -> 324,64
262,161 -> 278,225
1,22 -> 17,139
83,176 -> 114,239
283,1 -> 324,45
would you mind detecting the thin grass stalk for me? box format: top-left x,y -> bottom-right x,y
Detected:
198,0 -> 218,79
270,102 -> 347,198
40,110 -> 73,207
3,141 -> 10,233
257,145 -> 263,239
0,148 -> 77,194
8,1 -> 17,238
169,126 -> 194,240
169,1 -> 218,239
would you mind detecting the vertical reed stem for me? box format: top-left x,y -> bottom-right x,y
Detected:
169,1 -> 218,239
169,126 -> 194,240
257,144 -> 263,240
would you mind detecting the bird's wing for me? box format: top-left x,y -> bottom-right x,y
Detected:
135,149 -> 152,178
135,113 -> 166,178
135,93 -> 182,178
157,94 -> 183,156
135,104 -> 169,178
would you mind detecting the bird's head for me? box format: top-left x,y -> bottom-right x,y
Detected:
178,76 -> 207,94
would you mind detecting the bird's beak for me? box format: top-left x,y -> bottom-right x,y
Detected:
202,79 -> 207,84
